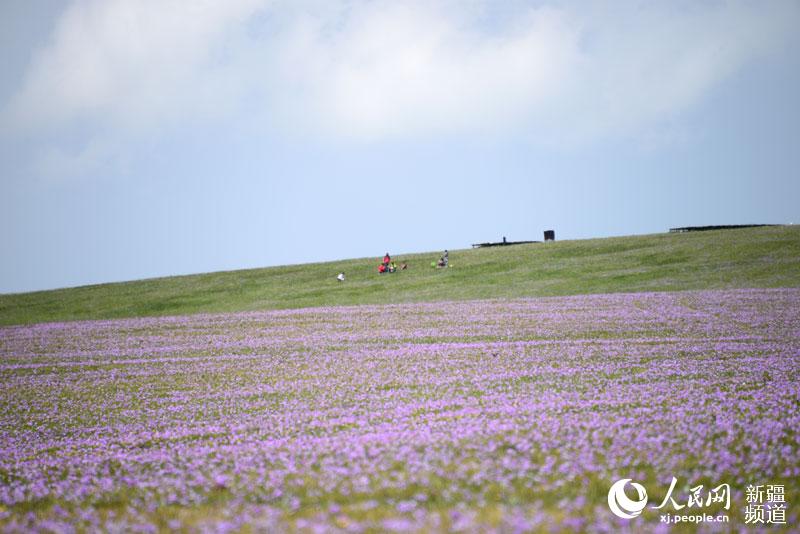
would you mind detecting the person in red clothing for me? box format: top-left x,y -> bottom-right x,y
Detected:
379,252 -> 391,274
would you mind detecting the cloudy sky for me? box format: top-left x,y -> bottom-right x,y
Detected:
1,0 -> 799,293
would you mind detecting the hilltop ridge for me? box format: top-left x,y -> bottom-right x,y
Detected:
1,225 -> 798,326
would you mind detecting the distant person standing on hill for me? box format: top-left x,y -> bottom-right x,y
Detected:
383,253 -> 391,265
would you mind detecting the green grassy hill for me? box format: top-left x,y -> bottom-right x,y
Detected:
1,225 -> 798,326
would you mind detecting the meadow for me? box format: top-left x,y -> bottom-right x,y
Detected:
1,225 -> 799,326
1,288 -> 798,531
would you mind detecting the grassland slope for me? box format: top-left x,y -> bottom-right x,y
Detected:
1,225 -> 798,326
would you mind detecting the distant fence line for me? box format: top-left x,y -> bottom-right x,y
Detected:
669,224 -> 781,233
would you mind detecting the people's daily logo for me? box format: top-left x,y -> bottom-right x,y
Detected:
607,478 -> 648,519
606,477 -> 790,525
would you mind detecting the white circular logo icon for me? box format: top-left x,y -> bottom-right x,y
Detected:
608,478 -> 648,519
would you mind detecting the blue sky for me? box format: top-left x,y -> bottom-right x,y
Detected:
1,0 -> 799,293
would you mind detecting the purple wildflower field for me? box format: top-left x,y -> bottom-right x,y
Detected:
1,288 -> 799,532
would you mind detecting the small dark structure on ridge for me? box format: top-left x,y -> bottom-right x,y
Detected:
544,230 -> 555,241
472,235 -> 540,248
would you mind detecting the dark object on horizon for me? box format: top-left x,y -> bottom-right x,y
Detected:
544,230 -> 555,241
472,237 -> 540,248
669,224 -> 780,233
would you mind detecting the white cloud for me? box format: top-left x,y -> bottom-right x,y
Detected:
4,0 -> 799,146
8,0 -> 266,131
556,1 -> 800,142
264,2 -> 581,139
